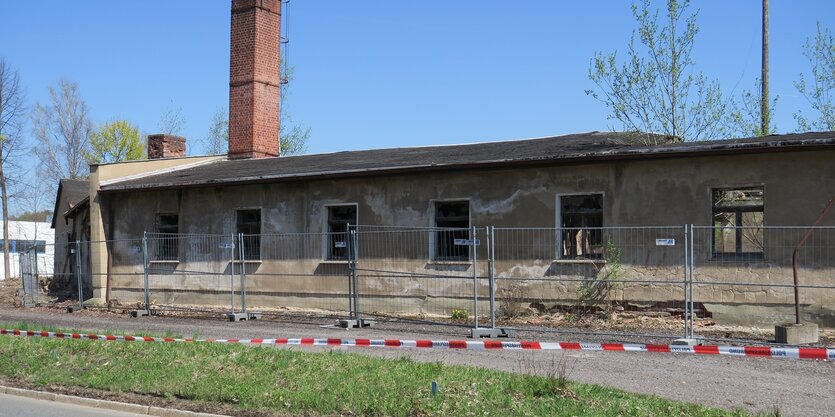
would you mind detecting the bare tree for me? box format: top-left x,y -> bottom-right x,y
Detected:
32,79 -> 92,192
0,59 -> 27,280
794,22 -> 835,131
157,102 -> 186,136
201,107 -> 228,155
203,62 -> 310,156
586,0 -> 731,144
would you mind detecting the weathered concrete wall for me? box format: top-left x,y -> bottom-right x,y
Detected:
102,150 -> 835,325
88,155 -> 225,300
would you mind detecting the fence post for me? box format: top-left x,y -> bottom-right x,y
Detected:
348,225 -> 360,321
689,224 -> 696,339
345,224 -> 354,319
683,225 -> 689,339
142,232 -> 150,311
489,226 -> 496,329
75,240 -> 83,309
230,233 -> 236,315
239,233 -> 248,314
33,247 -> 40,304
472,226 -> 478,329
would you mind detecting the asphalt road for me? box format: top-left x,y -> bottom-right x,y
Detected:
0,393 -> 146,417
1,307 -> 833,416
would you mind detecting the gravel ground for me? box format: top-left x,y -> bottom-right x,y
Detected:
0,306 -> 833,416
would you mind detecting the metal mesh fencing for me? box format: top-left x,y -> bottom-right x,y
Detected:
491,226 -> 688,339
139,233 -> 240,314
690,226 -> 835,342
242,232 -> 352,318
17,241 -> 76,307
352,226 -> 485,327
38,224 -> 834,344
18,247 -> 38,305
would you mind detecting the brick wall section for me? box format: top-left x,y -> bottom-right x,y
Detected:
228,0 -> 281,159
147,134 -> 186,159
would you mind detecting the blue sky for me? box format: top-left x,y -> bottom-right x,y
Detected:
1,1 -> 833,159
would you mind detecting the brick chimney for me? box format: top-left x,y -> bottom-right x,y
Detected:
147,134 -> 186,159
228,0 -> 281,159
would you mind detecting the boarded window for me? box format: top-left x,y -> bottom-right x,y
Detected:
327,205 -> 357,260
712,187 -> 764,258
155,213 -> 179,261
559,194 -> 603,259
236,209 -> 261,260
434,201 -> 470,261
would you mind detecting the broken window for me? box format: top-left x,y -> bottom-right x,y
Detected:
326,205 -> 357,260
236,209 -> 261,260
155,213 -> 179,261
559,194 -> 603,259
712,187 -> 764,258
433,201 -> 470,261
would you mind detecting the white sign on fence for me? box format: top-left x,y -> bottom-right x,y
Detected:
334,241 -> 347,248
218,243 -> 235,249
655,238 -> 675,246
454,239 -> 481,246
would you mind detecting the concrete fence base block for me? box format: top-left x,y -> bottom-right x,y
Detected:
339,318 -> 376,329
226,313 -> 249,322
470,327 -> 516,338
131,309 -> 151,318
671,338 -> 698,347
775,323 -> 819,345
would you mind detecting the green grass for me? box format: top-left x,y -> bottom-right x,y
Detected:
0,323 -> 753,417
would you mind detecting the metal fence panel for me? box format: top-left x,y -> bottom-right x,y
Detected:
136,233 -> 239,314
241,232 -> 352,318
491,226 -> 688,339
18,248 -> 38,305
691,226 -> 835,342
352,226 -> 485,327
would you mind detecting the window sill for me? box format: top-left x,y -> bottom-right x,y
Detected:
230,260 -> 263,264
709,254 -> 765,262
149,260 -> 179,264
427,260 -> 473,266
320,260 -> 350,264
552,259 -> 606,265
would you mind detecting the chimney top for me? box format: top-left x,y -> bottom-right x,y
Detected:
147,134 -> 186,159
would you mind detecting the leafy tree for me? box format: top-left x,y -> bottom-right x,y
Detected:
794,22 -> 835,131
586,0 -> 730,144
86,120 -> 145,164
0,59 -> 27,280
32,79 -> 92,190
279,112 -> 310,156
729,78 -> 778,137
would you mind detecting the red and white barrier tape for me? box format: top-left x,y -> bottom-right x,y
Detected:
1,328 -> 832,361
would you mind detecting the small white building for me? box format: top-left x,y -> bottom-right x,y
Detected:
1,221 -> 54,280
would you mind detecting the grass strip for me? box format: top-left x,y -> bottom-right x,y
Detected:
0,323 -> 754,417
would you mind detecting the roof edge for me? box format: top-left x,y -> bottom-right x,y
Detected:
100,135 -> 835,193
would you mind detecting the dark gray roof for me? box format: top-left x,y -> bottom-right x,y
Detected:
102,131 -> 835,192
51,179 -> 90,228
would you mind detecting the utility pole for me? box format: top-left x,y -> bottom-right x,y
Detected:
761,0 -> 770,135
